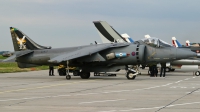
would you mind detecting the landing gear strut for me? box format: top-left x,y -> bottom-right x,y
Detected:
66,60 -> 71,80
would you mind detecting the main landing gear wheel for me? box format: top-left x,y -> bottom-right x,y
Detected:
58,68 -> 66,76
126,72 -> 136,80
80,72 -> 90,79
66,75 -> 71,80
195,71 -> 200,76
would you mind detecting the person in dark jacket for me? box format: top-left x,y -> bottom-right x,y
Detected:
160,63 -> 166,77
154,64 -> 158,77
49,65 -> 54,76
150,65 -> 155,77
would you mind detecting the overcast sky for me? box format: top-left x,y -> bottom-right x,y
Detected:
1,0 -> 200,51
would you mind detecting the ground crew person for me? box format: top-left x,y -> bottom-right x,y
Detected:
160,63 -> 166,77
49,65 -> 54,76
149,63 -> 157,77
150,65 -> 155,77
154,64 -> 158,77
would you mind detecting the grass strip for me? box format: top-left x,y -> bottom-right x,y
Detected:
0,55 -> 7,59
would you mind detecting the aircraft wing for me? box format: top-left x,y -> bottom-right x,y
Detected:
48,43 -> 129,63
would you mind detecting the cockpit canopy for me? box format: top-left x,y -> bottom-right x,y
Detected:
141,37 -> 172,48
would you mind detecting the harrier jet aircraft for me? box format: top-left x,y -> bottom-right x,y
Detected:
171,37 -> 200,76
3,27 -> 197,80
93,21 -> 200,75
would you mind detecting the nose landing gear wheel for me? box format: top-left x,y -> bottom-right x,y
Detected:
126,72 -> 136,80
66,75 -> 71,80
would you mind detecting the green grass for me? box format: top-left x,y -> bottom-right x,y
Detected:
0,62 -> 49,73
0,55 -> 7,59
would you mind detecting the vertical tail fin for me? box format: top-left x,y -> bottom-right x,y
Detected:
93,21 -> 126,43
186,40 -> 190,46
172,37 -> 182,47
10,27 -> 51,51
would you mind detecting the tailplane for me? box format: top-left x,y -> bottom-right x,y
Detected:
10,27 -> 51,51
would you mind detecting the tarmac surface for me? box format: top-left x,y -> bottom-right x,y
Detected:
0,69 -> 199,112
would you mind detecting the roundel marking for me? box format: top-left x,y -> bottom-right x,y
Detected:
132,52 -> 135,56
119,53 -> 123,57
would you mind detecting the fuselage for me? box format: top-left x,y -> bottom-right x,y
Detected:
15,42 -> 197,68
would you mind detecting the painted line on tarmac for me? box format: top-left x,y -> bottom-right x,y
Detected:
79,99 -> 126,104
175,80 -> 183,83
0,77 -> 196,102
0,95 -> 72,102
99,102 -> 200,112
184,78 -> 191,80
0,80 -> 98,94
161,83 -> 173,86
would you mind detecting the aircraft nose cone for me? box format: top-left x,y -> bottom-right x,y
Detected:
176,49 -> 196,59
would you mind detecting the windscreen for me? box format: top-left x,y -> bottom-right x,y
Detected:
142,37 -> 172,48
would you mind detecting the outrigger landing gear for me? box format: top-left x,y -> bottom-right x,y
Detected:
66,60 -> 71,80
66,74 -> 71,80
